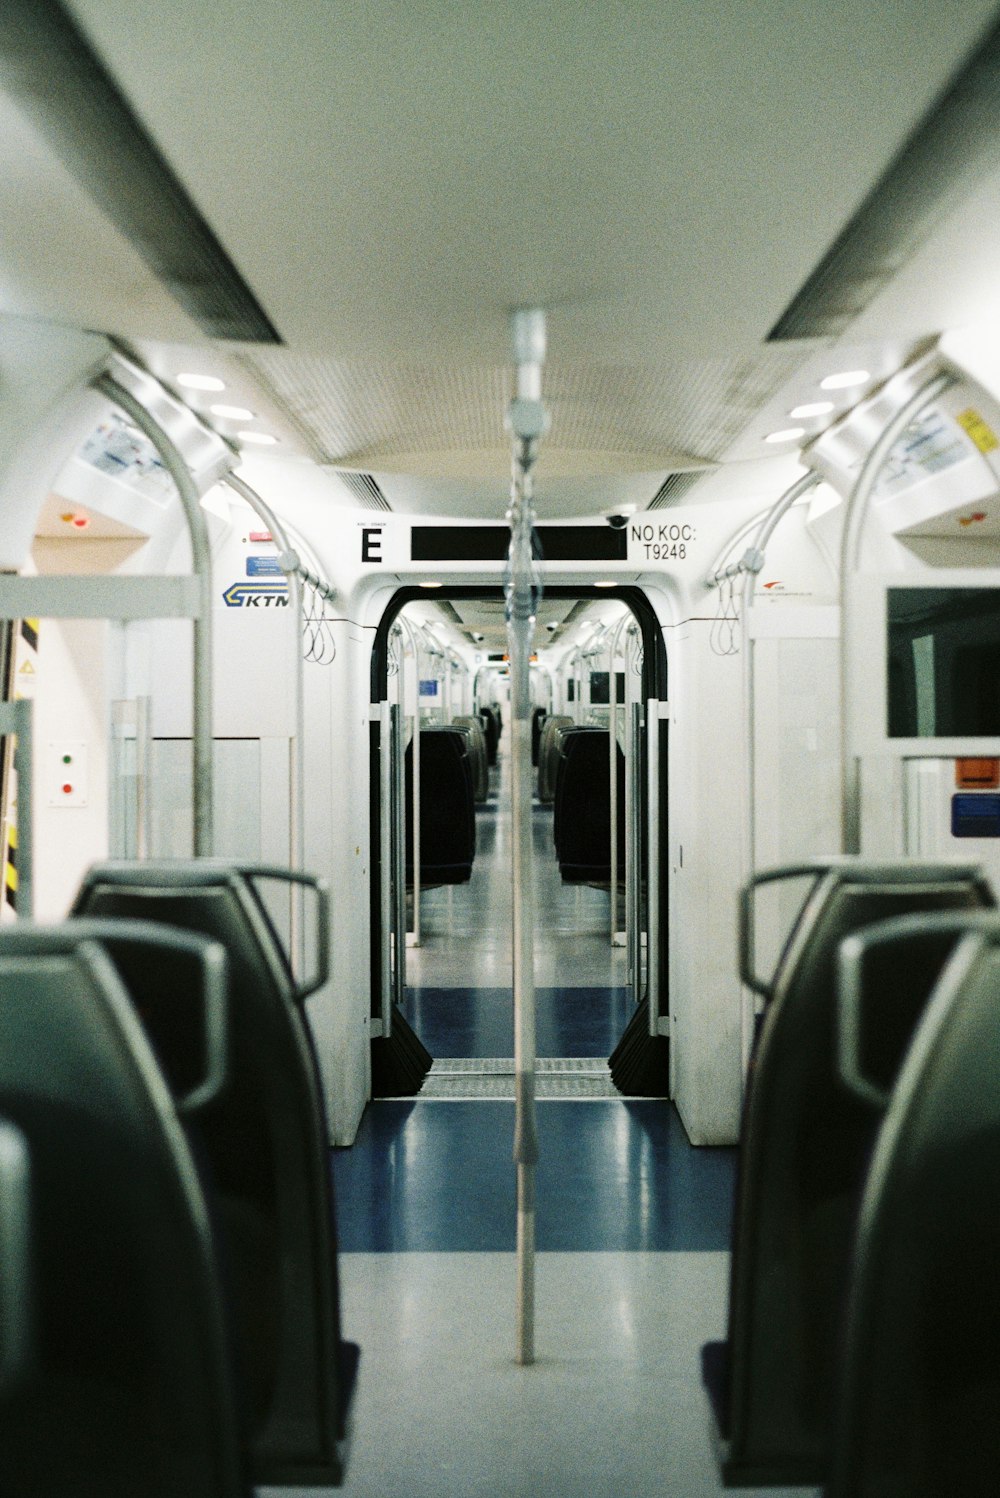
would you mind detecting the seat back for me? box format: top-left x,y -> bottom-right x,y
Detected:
552,729 -> 624,881
537,715 -> 573,802
829,918 -> 1000,1497
71,862 -> 353,1487
479,705 -> 501,765
531,705 -> 545,766
0,927 -> 245,1498
0,1120 -> 32,1401
721,858 -> 993,1485
406,728 -> 476,883
452,716 -> 489,802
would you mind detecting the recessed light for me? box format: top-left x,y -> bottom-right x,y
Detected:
789,401 -> 834,419
420,581 -> 443,589
764,427 -> 806,444
594,580 -> 616,588
177,372 -> 226,392
237,431 -> 278,446
820,369 -> 870,391
210,403 -> 255,421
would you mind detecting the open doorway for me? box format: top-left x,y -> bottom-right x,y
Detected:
368,584 -> 668,1098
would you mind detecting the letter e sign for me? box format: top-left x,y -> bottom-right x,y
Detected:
361,527 -> 383,563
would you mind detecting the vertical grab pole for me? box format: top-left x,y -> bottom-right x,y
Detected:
608,612 -> 630,946
379,700 -> 394,1039
93,373 -> 215,856
738,469 -> 820,1077
506,308 -> 548,1368
224,473 -> 307,965
135,695 -> 152,859
399,616 -> 422,946
629,699 -> 643,1001
838,369 -> 956,853
646,698 -> 661,1036
392,701 -> 407,1004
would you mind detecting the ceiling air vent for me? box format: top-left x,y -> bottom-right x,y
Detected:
647,473 -> 703,509
769,15 -> 1000,340
1,0 -> 280,342
338,473 -> 391,511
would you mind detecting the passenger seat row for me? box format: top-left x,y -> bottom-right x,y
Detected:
537,715 -> 625,884
0,861 -> 357,1498
704,856 -> 1000,1496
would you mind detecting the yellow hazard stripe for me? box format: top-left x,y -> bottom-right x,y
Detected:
20,618 -> 39,652
4,818 -> 16,908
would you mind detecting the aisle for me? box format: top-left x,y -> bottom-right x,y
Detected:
404,733 -> 628,995
321,727 -> 818,1498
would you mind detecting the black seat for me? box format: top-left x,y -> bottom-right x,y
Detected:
406,728 -> 476,884
829,915 -> 1000,1497
530,706 -> 546,766
71,862 -> 357,1487
552,728 -> 624,882
452,716 -> 489,802
0,1118 -> 32,1401
703,858 -> 994,1487
479,705 -> 501,766
0,924 -> 246,1498
537,715 -> 572,802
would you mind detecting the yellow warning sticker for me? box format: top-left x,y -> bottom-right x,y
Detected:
17,660 -> 34,675
957,408 -> 1000,455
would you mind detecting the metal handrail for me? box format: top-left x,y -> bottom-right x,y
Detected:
93,371 -> 217,856
839,369 -> 956,852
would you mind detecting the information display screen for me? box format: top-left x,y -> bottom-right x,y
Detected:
888,587 -> 1000,737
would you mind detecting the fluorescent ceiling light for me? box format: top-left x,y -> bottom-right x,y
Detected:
594,580 -> 616,587
237,431 -> 278,445
210,403 -> 255,420
420,581 -> 442,588
820,369 -> 870,391
177,372 -> 226,392
789,401 -> 834,419
764,427 -> 805,444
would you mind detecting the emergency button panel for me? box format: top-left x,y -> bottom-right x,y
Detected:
47,741 -> 88,808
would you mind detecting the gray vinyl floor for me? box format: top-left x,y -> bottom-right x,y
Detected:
273,741 -> 819,1498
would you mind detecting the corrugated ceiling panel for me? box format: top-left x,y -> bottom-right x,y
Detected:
238,346 -> 813,470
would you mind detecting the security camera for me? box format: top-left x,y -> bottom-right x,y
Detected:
606,514 -> 629,530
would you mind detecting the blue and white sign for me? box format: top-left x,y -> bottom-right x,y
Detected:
419,678 -> 441,701
246,554 -> 283,577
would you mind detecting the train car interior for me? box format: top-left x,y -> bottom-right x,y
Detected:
4,2 -> 1000,1494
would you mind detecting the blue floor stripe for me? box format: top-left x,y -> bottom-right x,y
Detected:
333,1100 -> 736,1252
403,985 -> 633,1057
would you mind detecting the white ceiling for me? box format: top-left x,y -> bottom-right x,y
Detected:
61,0 -> 1000,360
3,2 -> 1000,516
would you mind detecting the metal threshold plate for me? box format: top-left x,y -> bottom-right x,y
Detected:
416,1057 -> 624,1100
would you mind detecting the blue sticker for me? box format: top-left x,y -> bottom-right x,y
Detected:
246,555 -> 283,577
952,793 -> 1000,838
419,679 -> 440,698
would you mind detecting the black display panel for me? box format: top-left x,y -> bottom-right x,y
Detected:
887,587 -> 1000,737
410,525 -> 627,562
589,670 -> 625,705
